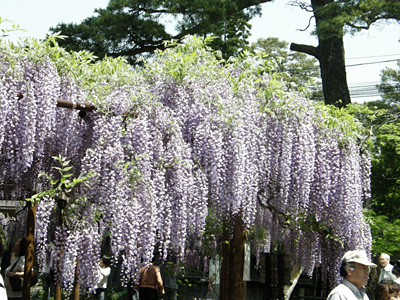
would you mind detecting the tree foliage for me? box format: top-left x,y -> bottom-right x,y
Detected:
49,0 -> 271,63
367,211 -> 400,258
249,37 -> 322,99
346,102 -> 400,219
290,0 -> 400,37
345,101 -> 400,261
379,61 -> 400,104
0,17 -> 25,38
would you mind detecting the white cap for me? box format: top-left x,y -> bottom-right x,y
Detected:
342,250 -> 377,268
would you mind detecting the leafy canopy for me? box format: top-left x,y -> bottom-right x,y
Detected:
249,37 -> 322,99
290,0 -> 400,38
49,0 -> 272,63
379,61 -> 400,104
345,101 -> 400,261
366,210 -> 400,258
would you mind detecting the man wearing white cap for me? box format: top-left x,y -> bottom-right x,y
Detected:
327,250 -> 377,300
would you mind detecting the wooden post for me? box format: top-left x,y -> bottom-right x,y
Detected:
219,215 -> 247,300
278,252 -> 285,300
55,197 -> 66,300
232,214 -> 247,300
55,261 -> 62,300
73,258 -> 80,300
22,201 -> 36,300
220,224 -> 230,300
265,253 -> 273,300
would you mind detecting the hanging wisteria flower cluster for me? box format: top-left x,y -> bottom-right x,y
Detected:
0,35 -> 371,293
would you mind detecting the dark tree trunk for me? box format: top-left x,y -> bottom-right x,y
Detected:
290,0 -> 351,108
220,215 -> 247,300
318,36 -> 350,107
231,215 -> 247,300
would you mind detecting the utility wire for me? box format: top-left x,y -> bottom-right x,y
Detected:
346,59 -> 400,67
277,58 -> 399,72
347,53 -> 400,60
312,82 -> 398,99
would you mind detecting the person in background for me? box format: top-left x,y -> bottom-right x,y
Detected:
0,274 -> 5,299
95,255 -> 111,300
366,254 -> 380,300
42,242 -> 56,300
0,239 -> 7,300
374,280 -> 400,300
379,254 -> 396,282
4,238 -> 27,300
327,250 -> 377,300
137,257 -> 164,300
1,241 -> 11,278
391,264 -> 400,284
206,255 -> 220,300
161,266 -> 178,300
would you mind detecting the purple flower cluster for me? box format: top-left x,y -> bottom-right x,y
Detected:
35,195 -> 55,269
0,36 -> 371,292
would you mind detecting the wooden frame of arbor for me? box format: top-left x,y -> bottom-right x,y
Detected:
10,96 -> 249,300
6,96 -> 96,300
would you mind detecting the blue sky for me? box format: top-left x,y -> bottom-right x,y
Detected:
1,0 -> 399,102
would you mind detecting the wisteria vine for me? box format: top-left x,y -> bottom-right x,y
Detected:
0,35 -> 372,294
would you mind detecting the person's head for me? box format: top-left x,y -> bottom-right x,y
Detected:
380,254 -> 391,268
152,248 -> 162,265
340,250 -> 377,289
375,280 -> 400,300
100,255 -> 111,268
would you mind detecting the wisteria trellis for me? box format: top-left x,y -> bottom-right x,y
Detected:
0,36 -> 371,293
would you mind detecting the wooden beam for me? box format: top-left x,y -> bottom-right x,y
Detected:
56,99 -> 96,112
17,92 -> 96,112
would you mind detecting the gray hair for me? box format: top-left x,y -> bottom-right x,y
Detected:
380,253 -> 390,260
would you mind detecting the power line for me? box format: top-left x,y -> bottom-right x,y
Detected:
348,81 -> 381,85
276,58 -> 400,71
312,82 -> 398,99
347,53 -> 400,60
346,59 -> 400,68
